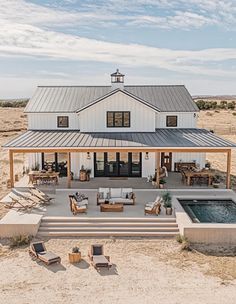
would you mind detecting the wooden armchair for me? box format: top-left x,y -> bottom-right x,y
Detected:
144,202 -> 161,216
69,196 -> 87,215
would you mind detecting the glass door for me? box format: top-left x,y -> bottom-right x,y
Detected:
119,152 -> 129,176
131,152 -> 142,177
106,152 -> 118,176
95,152 -> 105,176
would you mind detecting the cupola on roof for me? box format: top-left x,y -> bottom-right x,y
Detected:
111,69 -> 124,83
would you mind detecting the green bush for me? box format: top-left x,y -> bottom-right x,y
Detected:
0,99 -> 29,108
176,234 -> 191,251
10,235 -> 32,248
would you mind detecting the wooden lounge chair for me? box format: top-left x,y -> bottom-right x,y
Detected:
69,196 -> 87,215
29,188 -> 53,203
29,241 -> 61,265
145,201 -> 161,216
88,244 -> 112,270
12,189 -> 45,206
8,196 -> 37,211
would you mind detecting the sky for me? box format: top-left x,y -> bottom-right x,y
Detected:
0,0 -> 236,98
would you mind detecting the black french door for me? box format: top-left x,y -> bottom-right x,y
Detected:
94,152 -> 141,177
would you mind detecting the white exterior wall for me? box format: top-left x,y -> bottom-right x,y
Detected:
142,152 -> 155,178
28,113 -> 79,130
71,152 -> 94,178
172,152 -> 206,170
156,112 -> 197,128
28,153 -> 42,170
79,91 -> 156,132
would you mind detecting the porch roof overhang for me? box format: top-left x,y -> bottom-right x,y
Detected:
4,129 -> 236,152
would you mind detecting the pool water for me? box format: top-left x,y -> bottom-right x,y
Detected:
179,199 -> 236,223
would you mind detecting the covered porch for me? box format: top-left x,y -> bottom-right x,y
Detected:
4,128 -> 236,190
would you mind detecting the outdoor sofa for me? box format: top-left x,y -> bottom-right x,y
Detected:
97,188 -> 135,205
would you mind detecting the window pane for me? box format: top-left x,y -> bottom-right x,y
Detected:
123,112 -> 130,126
96,153 -> 104,172
58,116 -> 69,127
166,116 -> 177,127
107,112 -> 114,127
114,112 -> 122,127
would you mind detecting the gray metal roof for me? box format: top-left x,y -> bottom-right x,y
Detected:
24,85 -> 199,113
4,129 -> 235,149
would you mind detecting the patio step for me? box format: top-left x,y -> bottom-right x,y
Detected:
37,217 -> 179,237
40,222 -> 178,227
37,231 -> 179,237
41,216 -> 176,223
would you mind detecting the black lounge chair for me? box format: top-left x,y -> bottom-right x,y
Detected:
29,241 -> 61,265
88,244 -> 112,270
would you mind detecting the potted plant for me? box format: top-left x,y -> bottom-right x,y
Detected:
162,191 -> 172,215
212,174 -> 221,188
79,165 -> 87,181
159,178 -> 166,189
86,168 -> 92,181
68,246 -> 81,263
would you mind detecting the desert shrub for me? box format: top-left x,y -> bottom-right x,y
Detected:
232,112 -> 236,116
227,101 -> 236,110
181,240 -> 191,251
219,100 -> 227,109
176,234 -> 187,243
176,234 -> 191,250
196,100 -> 218,110
10,235 -> 32,248
0,99 -> 29,108
206,112 -> 213,116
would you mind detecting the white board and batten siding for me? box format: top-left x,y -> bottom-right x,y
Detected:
79,91 -> 156,132
28,113 -> 79,130
155,112 -> 197,128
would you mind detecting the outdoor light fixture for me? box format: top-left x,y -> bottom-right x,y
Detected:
87,152 -> 91,160
145,152 -> 149,160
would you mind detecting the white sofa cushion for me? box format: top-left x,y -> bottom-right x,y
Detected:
145,202 -> 155,207
109,198 -> 133,203
145,206 -> 153,211
78,199 -> 88,206
110,188 -> 122,198
121,188 -> 132,198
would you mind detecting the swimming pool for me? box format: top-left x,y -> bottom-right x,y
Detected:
178,199 -> 236,223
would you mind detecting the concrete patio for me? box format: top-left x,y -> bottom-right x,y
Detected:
15,172 -> 224,190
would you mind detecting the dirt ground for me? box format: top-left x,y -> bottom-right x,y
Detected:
0,238 -> 235,304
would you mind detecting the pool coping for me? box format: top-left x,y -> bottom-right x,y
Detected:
173,190 -> 236,244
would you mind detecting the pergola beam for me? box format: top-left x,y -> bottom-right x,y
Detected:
7,148 -> 232,154
9,150 -> 14,188
67,152 -> 71,188
155,151 -> 161,188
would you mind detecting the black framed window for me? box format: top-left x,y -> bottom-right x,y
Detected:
166,115 -> 177,127
57,116 -> 69,128
107,111 -> 130,127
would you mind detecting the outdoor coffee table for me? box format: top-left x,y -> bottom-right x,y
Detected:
100,203 -> 124,212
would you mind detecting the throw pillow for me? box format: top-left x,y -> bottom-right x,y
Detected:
98,192 -> 104,199
128,192 -> 133,199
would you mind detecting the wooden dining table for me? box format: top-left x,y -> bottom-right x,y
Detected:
183,170 -> 214,186
29,171 -> 59,185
